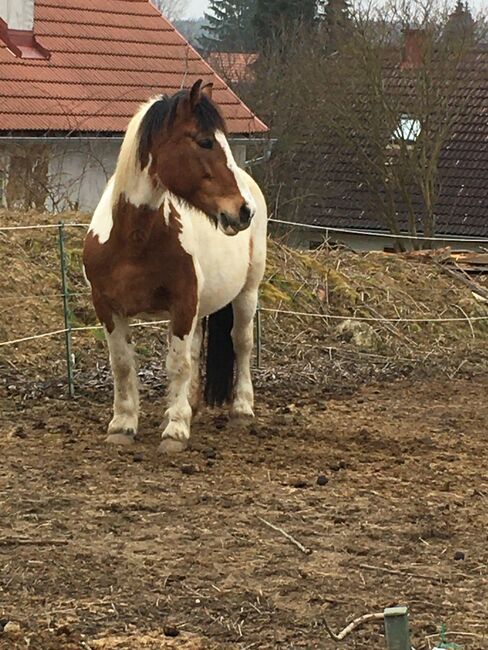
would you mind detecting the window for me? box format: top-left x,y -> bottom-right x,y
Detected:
392,115 -> 422,145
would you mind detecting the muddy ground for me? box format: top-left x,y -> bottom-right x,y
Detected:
1,370 -> 488,650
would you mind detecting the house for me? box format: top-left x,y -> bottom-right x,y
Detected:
206,52 -> 258,86
281,24 -> 488,251
0,0 -> 267,212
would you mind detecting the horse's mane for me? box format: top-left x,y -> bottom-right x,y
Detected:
112,90 -> 225,207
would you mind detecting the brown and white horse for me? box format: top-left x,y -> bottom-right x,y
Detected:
83,80 -> 267,453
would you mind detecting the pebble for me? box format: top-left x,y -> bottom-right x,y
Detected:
330,461 -> 346,472
181,464 -> 196,475
316,475 -> 329,486
454,550 -> 465,561
14,427 -> 27,439
3,621 -> 21,636
203,447 -> 216,459
163,625 -> 180,638
291,479 -> 308,489
132,453 -> 144,463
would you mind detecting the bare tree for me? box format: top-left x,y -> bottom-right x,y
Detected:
243,0 -> 487,247
150,0 -> 189,22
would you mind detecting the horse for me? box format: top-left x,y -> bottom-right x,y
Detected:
83,80 -> 267,453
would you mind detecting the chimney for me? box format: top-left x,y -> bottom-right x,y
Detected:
401,29 -> 427,70
0,0 -> 49,59
5,0 -> 34,30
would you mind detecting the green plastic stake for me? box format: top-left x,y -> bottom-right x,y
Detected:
435,624 -> 462,649
384,606 -> 411,650
58,222 -> 75,398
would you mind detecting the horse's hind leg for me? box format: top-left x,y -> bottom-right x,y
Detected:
231,288 -> 258,420
189,319 -> 203,415
105,315 -> 139,445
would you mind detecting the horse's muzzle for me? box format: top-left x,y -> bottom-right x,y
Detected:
218,203 -> 254,236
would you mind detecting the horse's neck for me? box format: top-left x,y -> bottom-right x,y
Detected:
114,167 -> 164,212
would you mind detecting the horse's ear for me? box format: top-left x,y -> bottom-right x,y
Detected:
189,79 -> 204,111
201,82 -> 213,100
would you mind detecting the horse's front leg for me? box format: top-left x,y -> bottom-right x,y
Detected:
231,288 -> 258,420
159,309 -> 197,454
105,315 -> 140,445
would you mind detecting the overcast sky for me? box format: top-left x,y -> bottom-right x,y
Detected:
184,0 -> 487,20
185,0 -> 209,19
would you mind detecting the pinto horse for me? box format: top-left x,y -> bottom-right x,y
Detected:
83,80 -> 267,453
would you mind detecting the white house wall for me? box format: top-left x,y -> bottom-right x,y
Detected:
0,139 -> 249,213
46,140 -> 120,212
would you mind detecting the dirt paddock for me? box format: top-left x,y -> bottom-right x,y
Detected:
1,373 -> 488,649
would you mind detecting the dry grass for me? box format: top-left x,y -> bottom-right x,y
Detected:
2,209 -> 488,392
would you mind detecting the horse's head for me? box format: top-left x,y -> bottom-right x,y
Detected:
137,80 -> 255,236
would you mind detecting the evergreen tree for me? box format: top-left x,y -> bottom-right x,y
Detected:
253,0 -> 317,46
199,0 -> 257,53
443,1 -> 475,46
321,0 -> 352,53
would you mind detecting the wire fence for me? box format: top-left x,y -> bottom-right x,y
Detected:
2,218 -> 488,396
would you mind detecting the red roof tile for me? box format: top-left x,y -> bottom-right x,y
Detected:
206,52 -> 258,85
0,0 -> 267,134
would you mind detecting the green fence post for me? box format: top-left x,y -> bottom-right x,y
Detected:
384,606 -> 411,650
256,302 -> 262,369
58,222 -> 75,398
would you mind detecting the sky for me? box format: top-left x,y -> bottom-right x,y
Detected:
185,0 -> 209,19
184,0 -> 488,20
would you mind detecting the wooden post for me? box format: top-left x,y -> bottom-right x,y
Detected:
255,302 -> 262,369
384,606 -> 411,650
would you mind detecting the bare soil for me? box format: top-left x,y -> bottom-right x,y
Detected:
1,374 -> 488,649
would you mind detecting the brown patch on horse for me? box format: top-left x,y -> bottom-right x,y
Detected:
249,237 -> 254,263
83,198 -> 198,339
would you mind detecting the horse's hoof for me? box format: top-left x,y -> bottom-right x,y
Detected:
230,404 -> 255,422
158,437 -> 188,454
106,431 -> 136,446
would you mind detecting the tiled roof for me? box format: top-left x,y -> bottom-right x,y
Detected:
206,52 -> 258,85
0,0 -> 267,134
293,49 -> 488,238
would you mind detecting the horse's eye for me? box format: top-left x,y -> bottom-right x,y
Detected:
198,138 -> 214,150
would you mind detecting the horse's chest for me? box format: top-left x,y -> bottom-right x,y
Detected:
189,225 -> 251,317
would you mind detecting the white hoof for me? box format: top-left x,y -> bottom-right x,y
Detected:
106,431 -> 136,446
231,400 -> 255,421
159,420 -> 189,454
158,437 -> 188,454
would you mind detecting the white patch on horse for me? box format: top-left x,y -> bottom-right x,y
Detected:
162,193 -> 171,226
112,96 -> 166,210
88,176 -> 115,244
214,131 -> 256,214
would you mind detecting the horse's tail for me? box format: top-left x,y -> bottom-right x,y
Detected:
204,303 -> 235,407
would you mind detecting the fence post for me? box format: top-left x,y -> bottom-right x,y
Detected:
384,606 -> 411,650
256,302 -> 262,369
58,222 -> 75,398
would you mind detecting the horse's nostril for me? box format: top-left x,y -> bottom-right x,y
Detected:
239,203 -> 252,225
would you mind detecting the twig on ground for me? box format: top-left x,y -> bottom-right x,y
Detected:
257,516 -> 312,555
359,563 -> 445,583
323,612 -> 384,641
0,537 -> 69,547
